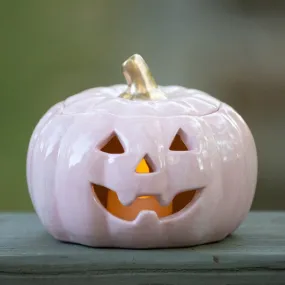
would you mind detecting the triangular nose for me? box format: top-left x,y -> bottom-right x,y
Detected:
136,155 -> 154,173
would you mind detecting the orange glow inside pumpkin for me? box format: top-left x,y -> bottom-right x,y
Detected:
106,159 -> 173,221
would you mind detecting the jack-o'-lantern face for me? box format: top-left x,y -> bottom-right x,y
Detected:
27,54 -> 257,248
92,130 -> 201,222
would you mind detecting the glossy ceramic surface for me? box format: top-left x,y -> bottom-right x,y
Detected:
27,85 -> 258,248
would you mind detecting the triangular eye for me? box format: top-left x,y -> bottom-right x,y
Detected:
100,132 -> 125,154
135,155 -> 155,174
169,129 -> 189,151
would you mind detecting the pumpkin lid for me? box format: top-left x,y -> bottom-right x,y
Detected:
61,54 -> 221,117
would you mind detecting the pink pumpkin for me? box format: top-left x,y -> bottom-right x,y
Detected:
27,54 -> 257,248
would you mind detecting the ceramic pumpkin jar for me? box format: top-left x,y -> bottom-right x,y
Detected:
27,54 -> 257,248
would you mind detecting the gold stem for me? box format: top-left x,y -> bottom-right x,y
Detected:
119,54 -> 167,100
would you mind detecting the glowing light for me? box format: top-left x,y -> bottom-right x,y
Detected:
106,158 -> 172,221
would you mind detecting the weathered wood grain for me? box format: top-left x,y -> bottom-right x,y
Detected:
0,211 -> 285,284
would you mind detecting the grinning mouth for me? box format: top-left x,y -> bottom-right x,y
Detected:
92,184 -> 200,221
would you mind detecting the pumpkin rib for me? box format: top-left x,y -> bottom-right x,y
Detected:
27,102 -> 64,200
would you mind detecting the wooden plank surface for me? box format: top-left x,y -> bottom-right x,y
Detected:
0,211 -> 285,284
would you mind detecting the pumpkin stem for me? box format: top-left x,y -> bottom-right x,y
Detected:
119,54 -> 167,100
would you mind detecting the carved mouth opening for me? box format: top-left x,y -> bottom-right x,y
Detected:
92,184 -> 199,221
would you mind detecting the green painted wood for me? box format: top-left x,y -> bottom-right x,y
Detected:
0,211 -> 285,284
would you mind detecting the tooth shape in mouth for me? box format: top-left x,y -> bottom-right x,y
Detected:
92,184 -> 199,222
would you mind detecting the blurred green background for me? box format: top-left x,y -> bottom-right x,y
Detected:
1,0 -> 285,211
